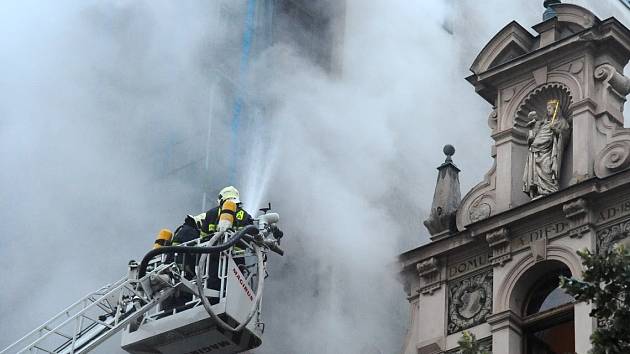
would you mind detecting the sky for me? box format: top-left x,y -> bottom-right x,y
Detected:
0,1 -> 628,354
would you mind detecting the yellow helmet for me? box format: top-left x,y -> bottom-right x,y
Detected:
218,186 -> 240,205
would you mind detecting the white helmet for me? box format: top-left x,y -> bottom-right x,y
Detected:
218,186 -> 240,205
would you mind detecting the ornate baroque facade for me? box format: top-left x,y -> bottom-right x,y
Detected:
399,2 -> 630,354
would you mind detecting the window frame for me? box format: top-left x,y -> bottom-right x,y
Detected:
520,266 -> 576,354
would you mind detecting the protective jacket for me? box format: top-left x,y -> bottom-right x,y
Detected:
199,203 -> 253,240
171,201 -> 253,246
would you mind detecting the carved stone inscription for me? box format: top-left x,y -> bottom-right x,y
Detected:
447,270 -> 493,334
595,200 -> 630,224
594,199 -> 630,254
447,253 -> 492,279
511,221 -> 569,251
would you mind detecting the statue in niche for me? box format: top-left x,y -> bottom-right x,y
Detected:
522,99 -> 571,199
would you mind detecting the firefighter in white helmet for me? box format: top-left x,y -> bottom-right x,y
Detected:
200,186 -> 254,238
171,186 -> 253,246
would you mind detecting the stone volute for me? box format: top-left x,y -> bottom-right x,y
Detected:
423,145 -> 461,240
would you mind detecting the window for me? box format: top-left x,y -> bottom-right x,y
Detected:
523,265 -> 575,354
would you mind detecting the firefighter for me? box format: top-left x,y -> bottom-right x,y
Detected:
208,186 -> 284,243
170,186 -> 252,249
201,186 -> 254,303
169,186 -> 251,266
198,186 -> 254,239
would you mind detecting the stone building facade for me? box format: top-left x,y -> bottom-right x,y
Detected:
399,2 -> 630,354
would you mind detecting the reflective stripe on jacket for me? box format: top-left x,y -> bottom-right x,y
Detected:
199,202 -> 253,239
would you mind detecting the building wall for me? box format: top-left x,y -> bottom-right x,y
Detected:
400,3 -> 630,353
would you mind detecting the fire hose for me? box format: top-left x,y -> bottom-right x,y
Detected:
195,236 -> 265,333
137,224 -> 274,332
137,225 -> 254,278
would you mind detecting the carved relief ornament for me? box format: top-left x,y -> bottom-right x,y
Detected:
485,227 -> 511,266
416,257 -> 442,295
597,219 -> 630,255
447,270 -> 493,334
456,162 -> 497,230
562,198 -> 594,238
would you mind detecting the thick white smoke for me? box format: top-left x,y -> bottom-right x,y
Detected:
0,1 -> 626,354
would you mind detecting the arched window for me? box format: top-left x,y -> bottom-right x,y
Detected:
522,264 -> 575,354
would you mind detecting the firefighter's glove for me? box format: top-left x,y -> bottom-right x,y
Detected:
245,226 -> 259,236
271,225 -> 284,240
184,215 -> 198,229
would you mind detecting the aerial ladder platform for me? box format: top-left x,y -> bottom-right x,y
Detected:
1,212 -> 284,354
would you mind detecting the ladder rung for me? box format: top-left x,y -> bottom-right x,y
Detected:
80,314 -> 114,329
32,344 -> 55,353
41,326 -> 72,340
95,302 -> 114,313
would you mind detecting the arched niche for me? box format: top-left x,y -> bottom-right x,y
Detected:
509,82 -> 578,136
510,83 -> 577,195
495,246 -> 582,313
508,259 -> 572,314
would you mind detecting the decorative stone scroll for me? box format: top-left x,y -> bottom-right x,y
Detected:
486,227 -> 511,266
417,257 -> 442,295
593,64 -> 630,179
595,141 -> 630,178
563,198 -> 594,238
594,64 -> 630,100
470,195 -> 494,223
447,270 -> 493,334
488,107 -> 498,133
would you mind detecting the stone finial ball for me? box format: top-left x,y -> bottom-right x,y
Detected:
443,144 -> 455,157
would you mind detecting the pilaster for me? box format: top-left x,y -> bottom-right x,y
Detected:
575,301 -> 595,354
570,99 -> 598,184
487,310 -> 523,354
492,129 -> 529,211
